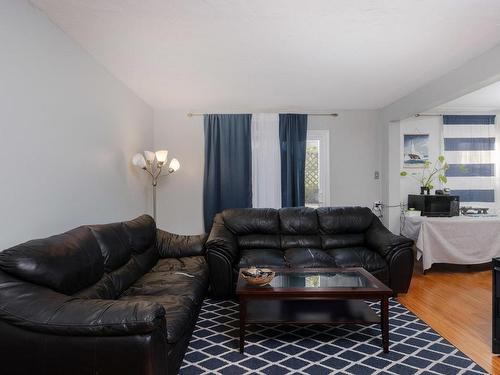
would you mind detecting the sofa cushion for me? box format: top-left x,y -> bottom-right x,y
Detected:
151,256 -> 208,275
120,256 -> 208,344
279,207 -> 318,234
122,215 -> 156,254
77,246 -> 160,300
101,245 -> 158,298
321,234 -> 365,249
281,235 -> 321,249
78,217 -> 159,298
0,227 -> 104,295
317,207 -> 373,234
105,257 -> 146,298
74,273 -> 116,299
284,248 -> 337,268
134,245 -> 160,274
223,208 -> 279,235
326,247 -> 387,272
89,222 -> 130,272
122,259 -> 208,306
237,249 -> 286,268
237,234 -> 281,250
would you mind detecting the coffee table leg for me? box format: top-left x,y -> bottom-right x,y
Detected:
381,297 -> 389,353
239,299 -> 246,353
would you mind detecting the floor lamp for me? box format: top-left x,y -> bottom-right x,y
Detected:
132,150 -> 180,221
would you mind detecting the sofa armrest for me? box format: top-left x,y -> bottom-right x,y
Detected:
386,246 -> 415,294
0,270 -> 166,336
205,214 -> 239,264
365,217 -> 413,259
205,214 -> 239,299
156,229 -> 207,258
365,217 -> 414,294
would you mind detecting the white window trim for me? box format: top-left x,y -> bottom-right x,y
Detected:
306,129 -> 331,207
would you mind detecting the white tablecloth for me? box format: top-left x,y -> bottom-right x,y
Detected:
401,215 -> 500,270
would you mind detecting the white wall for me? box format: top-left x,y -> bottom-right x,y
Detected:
154,110 -> 205,234
382,120 -> 402,233
0,0 -> 154,249
308,111 -> 381,208
153,110 -> 382,234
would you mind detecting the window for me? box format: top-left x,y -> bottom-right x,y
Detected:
442,115 -> 496,210
305,130 -> 330,207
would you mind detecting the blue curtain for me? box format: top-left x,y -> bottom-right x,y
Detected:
203,114 -> 252,231
279,114 -> 308,207
442,115 -> 495,125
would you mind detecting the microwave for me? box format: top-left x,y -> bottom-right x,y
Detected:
407,194 -> 460,217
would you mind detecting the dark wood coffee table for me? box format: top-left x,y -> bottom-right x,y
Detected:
236,267 -> 392,353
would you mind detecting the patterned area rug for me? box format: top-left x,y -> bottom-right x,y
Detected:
180,299 -> 487,375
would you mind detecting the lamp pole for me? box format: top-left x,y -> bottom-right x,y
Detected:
152,183 -> 157,221
132,151 -> 180,222
145,161 -> 171,222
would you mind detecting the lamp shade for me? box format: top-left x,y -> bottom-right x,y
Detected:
144,151 -> 156,163
155,150 -> 168,163
169,158 -> 180,172
132,153 -> 147,169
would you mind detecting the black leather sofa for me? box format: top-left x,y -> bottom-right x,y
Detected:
206,207 -> 414,299
0,215 -> 207,375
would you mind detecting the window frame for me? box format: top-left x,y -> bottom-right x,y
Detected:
306,129 -> 331,207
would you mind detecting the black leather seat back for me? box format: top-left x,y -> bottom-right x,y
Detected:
220,207 -> 377,253
89,222 -> 130,272
0,227 -> 104,295
279,207 -> 321,249
79,215 -> 159,299
317,207 -> 373,234
318,207 -> 373,250
223,208 -> 279,235
279,207 -> 318,234
237,234 -> 281,250
224,208 -> 281,250
122,215 -> 157,254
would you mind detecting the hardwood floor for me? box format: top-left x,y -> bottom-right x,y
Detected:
397,263 -> 499,374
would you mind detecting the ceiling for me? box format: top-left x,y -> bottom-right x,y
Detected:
31,0 -> 500,111
433,80 -> 500,112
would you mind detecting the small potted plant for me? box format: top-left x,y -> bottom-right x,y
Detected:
400,155 -> 449,195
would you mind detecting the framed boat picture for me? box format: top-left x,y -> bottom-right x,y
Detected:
403,134 -> 429,167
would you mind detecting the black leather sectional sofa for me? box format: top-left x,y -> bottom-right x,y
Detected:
0,207 -> 413,374
0,215 -> 207,375
206,207 -> 414,299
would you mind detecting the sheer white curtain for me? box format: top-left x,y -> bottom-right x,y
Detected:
251,113 -> 281,208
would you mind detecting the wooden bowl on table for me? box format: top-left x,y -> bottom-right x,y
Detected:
241,267 -> 275,287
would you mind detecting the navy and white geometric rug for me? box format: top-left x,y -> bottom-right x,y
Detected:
179,299 -> 487,375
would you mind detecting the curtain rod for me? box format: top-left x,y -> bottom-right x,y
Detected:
414,113 -> 442,117
187,112 -> 339,117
